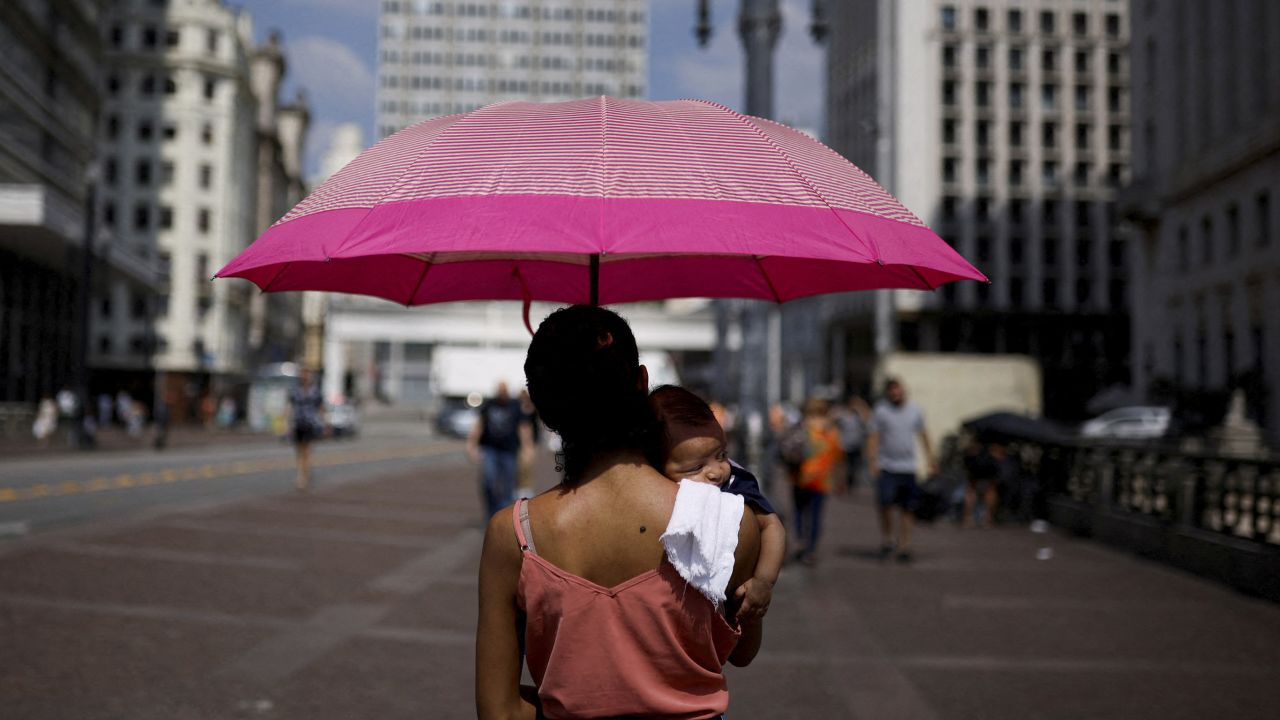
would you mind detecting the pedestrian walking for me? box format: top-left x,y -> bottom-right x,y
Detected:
32,397 -> 57,445
790,397 -> 844,565
288,369 -> 324,491
866,378 -> 937,563
466,382 -> 531,519
836,395 -> 871,494
515,389 -> 539,500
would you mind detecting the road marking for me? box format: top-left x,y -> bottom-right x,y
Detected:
0,444 -> 462,504
45,541 -> 303,570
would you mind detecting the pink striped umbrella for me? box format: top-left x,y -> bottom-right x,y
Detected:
217,97 -> 984,306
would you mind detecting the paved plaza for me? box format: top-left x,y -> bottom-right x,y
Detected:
3,440 -> 1280,719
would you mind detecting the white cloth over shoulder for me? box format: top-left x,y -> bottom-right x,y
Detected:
660,480 -> 744,606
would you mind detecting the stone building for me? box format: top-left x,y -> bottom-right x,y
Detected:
1123,1 -> 1280,444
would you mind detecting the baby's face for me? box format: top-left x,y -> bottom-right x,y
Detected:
662,422 -> 731,486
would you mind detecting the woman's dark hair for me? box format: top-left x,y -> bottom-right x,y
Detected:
524,305 -> 656,484
647,385 -> 718,468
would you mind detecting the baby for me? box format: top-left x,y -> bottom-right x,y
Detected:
649,385 -> 786,623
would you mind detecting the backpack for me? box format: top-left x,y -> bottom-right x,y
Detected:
778,422 -> 810,468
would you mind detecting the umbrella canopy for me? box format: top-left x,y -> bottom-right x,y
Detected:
961,412 -> 1073,445
217,97 -> 985,306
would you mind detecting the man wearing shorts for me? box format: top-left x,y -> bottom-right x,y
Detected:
866,378 -> 937,563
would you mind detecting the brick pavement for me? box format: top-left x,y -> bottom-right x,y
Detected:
2,448 -> 1279,720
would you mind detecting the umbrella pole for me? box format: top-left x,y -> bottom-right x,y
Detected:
589,253 -> 600,306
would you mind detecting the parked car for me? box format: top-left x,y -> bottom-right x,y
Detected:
1079,406 -> 1171,440
436,402 -> 479,439
327,399 -> 359,438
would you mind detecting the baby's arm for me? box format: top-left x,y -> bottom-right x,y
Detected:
735,509 -> 785,623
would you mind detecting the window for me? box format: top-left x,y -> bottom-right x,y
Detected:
104,157 -> 118,185
160,161 -> 174,184
942,80 -> 957,106
134,203 -> 150,230
1010,82 -> 1025,108
1041,83 -> 1058,110
109,25 -> 124,48
203,77 -> 217,101
137,120 -> 153,141
159,206 -> 173,229
1075,84 -> 1090,111
1009,46 -> 1024,71
1010,199 -> 1025,224
103,201 -> 116,227
941,5 -> 956,30
976,120 -> 991,147
1201,215 -> 1214,263
201,123 -> 213,144
1044,200 -> 1059,225
1227,203 -> 1240,257
1010,121 -> 1024,147
1043,161 -> 1058,187
141,74 -> 156,95
1108,124 -> 1123,151
135,160 -> 152,186
199,164 -> 213,189
1042,121 -> 1057,148
1040,10 -> 1056,34
1010,278 -> 1025,306
1076,279 -> 1092,305
97,336 -> 111,354
1107,163 -> 1123,187
1075,49 -> 1090,74
142,25 -> 158,49
1108,86 -> 1124,113
1106,13 -> 1121,37
943,157 -> 959,183
974,7 -> 989,31
1259,191 -> 1272,247
206,29 -> 219,54
165,29 -> 180,48
942,43 -> 958,67
107,74 -> 121,96
976,81 -> 991,106
942,195 -> 958,220
1177,226 -> 1190,271
1072,12 -> 1088,36
1076,123 -> 1091,149
1010,159 -> 1025,186
1011,240 -> 1025,266
198,208 -> 211,233
131,293 -> 148,320
164,76 -> 177,95
976,45 -> 991,68
163,123 -> 177,140
942,118 -> 957,144
1007,9 -> 1023,33
1043,279 -> 1059,308
976,236 -> 992,262
1042,48 -> 1056,72
1107,51 -> 1122,75
976,197 -> 992,222
1074,161 -> 1091,186
976,159 -> 991,186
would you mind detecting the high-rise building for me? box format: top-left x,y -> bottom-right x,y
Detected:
826,0 -> 1132,418
0,0 -> 164,421
98,0 -> 308,421
1124,1 -> 1280,444
375,0 -> 649,138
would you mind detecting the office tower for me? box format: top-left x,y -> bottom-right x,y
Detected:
827,0 -> 1131,418
375,0 -> 649,138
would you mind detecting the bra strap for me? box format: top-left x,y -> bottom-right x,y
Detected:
512,498 -> 537,555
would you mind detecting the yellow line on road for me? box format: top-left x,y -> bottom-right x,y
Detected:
0,444 -> 460,504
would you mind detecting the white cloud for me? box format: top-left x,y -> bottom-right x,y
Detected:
287,35 -> 374,120
278,0 -> 376,19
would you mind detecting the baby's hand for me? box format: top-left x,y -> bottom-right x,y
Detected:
734,577 -> 773,624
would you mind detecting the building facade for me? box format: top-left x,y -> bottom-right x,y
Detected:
97,0 -> 307,422
826,0 -> 1132,418
0,0 -> 163,425
375,0 -> 648,139
1124,0 -> 1280,444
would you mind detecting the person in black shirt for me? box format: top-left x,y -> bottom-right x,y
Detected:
467,382 -> 533,519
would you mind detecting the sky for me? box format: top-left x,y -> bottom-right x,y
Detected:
235,0 -> 825,179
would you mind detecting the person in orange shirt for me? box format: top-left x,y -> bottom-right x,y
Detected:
792,398 -> 844,565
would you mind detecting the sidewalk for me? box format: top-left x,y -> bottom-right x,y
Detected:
2,453 -> 1278,719
0,425 -> 281,460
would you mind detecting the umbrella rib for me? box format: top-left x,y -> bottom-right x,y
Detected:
261,262 -> 291,293
906,265 -> 935,291
405,255 -> 434,306
752,256 -> 783,304
687,99 -> 885,265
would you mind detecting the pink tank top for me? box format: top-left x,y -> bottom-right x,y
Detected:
513,499 -> 740,720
